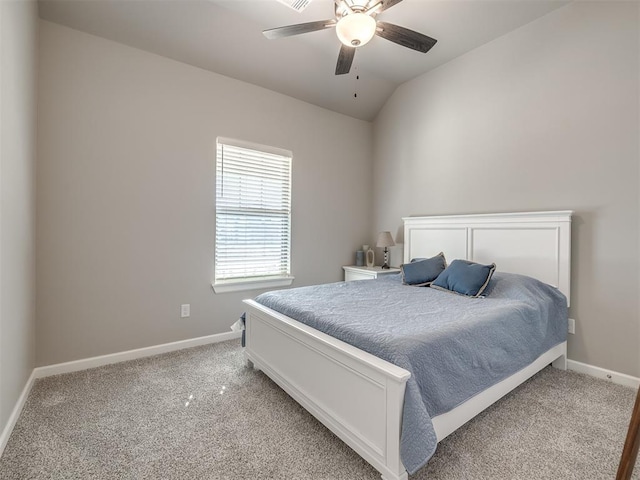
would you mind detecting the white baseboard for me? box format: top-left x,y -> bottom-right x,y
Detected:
0,370 -> 36,458
34,330 -> 242,378
567,359 -> 640,389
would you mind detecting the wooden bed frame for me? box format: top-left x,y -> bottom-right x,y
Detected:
243,211 -> 572,480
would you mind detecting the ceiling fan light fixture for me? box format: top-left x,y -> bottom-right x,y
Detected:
336,13 -> 376,47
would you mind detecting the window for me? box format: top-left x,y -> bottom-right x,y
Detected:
213,138 -> 293,293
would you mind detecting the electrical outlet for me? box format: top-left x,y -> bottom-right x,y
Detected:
568,318 -> 575,335
181,304 -> 190,318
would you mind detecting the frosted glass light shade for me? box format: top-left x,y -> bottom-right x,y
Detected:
336,13 -> 376,47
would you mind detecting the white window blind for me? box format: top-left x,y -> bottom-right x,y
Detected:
215,138 -> 292,286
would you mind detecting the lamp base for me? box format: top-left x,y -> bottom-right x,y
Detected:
382,248 -> 390,269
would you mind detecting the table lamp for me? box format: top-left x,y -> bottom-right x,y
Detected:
376,231 -> 395,269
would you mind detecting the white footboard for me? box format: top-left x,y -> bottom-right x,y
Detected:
243,299 -> 568,479
243,299 -> 411,480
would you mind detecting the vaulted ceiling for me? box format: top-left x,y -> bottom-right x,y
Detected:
38,0 -> 569,121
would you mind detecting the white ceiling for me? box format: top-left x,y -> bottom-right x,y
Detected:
38,0 -> 569,121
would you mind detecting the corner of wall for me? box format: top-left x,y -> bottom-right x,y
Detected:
0,0 -> 39,446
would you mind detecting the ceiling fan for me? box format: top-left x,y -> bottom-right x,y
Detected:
263,0 -> 437,75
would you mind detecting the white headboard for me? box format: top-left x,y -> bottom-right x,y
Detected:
403,211 -> 572,305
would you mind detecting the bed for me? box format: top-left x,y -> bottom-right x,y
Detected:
242,211 -> 572,479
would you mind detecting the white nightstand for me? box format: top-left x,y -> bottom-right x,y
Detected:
343,265 -> 401,282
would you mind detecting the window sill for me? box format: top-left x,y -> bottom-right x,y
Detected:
212,276 -> 295,294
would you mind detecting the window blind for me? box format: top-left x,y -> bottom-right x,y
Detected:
215,139 -> 292,282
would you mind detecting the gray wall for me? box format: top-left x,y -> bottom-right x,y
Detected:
33,3 -> 640,377
0,1 -> 38,431
36,21 -> 373,366
373,2 -> 640,376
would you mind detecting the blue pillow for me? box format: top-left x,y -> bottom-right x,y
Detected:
431,259 -> 496,297
401,252 -> 446,286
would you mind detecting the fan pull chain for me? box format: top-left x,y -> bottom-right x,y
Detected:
354,73 -> 359,99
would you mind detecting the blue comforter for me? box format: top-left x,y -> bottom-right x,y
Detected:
254,272 -> 567,474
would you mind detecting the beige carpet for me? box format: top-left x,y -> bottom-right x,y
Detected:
0,339 -> 637,479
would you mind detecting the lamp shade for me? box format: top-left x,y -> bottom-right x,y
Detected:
335,12 -> 376,47
376,231 -> 395,248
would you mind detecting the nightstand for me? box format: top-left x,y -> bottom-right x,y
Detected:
343,265 -> 401,282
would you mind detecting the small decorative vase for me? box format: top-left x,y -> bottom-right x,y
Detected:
366,248 -> 375,268
355,250 -> 365,266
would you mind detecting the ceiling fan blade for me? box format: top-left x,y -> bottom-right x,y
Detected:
375,21 -> 437,53
263,19 -> 336,39
335,45 -> 355,75
378,0 -> 404,13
